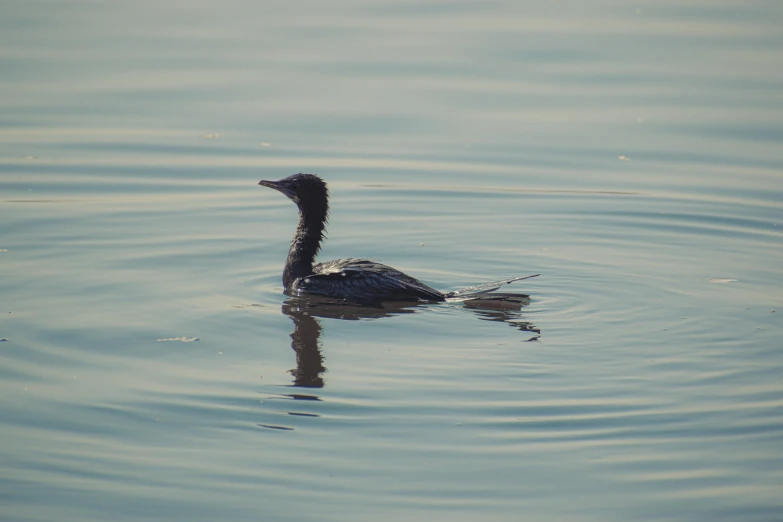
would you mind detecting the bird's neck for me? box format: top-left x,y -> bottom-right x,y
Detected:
283,208 -> 326,290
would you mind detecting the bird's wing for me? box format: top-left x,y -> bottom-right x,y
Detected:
298,258 -> 444,301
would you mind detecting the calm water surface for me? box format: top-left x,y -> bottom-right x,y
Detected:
1,1 -> 782,521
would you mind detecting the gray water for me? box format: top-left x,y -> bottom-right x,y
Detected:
2,1 -> 782,521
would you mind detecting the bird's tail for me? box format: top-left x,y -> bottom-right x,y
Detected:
444,274 -> 540,300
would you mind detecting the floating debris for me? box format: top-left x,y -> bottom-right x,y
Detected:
709,278 -> 737,284
259,142 -> 271,147
0,249 -> 8,252
23,155 -> 37,160
618,155 -> 631,161
199,133 -> 222,139
258,424 -> 294,431
157,336 -> 200,342
0,338 -> 8,342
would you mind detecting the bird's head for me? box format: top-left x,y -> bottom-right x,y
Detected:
258,173 -> 329,215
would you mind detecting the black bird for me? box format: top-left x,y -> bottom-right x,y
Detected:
258,173 -> 538,301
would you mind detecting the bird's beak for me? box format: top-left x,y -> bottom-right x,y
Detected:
258,179 -> 296,200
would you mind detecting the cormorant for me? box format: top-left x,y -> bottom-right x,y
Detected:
259,173 -> 537,301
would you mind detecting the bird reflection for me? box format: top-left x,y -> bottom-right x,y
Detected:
281,294 -> 539,389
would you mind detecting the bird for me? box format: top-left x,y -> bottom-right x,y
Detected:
258,173 -> 538,301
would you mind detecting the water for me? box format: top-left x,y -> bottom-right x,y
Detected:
2,1 -> 782,521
